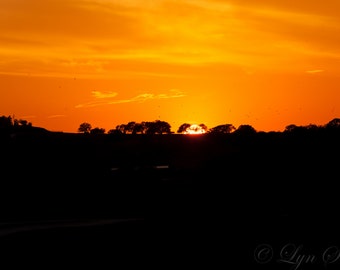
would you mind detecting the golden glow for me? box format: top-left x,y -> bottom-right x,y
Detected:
1,0 -> 340,133
184,124 -> 207,135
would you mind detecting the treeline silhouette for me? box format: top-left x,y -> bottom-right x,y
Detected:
76,120 -> 287,135
71,117 -> 340,135
2,113 -> 340,135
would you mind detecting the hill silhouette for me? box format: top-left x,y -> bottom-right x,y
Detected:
1,116 -> 340,268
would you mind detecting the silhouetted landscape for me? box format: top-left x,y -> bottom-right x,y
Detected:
1,115 -> 340,268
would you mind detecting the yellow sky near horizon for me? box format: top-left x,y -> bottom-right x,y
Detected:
1,0 -> 340,132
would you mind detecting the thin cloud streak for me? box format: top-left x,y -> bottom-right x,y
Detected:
75,89 -> 186,108
306,69 -> 324,74
47,115 -> 67,119
91,91 -> 118,99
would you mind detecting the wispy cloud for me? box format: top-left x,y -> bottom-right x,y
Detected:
306,69 -> 324,74
91,91 -> 118,99
2,0 -> 340,76
76,89 -> 186,108
47,115 -> 67,119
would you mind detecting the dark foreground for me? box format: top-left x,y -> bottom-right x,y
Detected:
1,131 -> 340,268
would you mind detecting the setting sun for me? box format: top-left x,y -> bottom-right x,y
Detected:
183,124 -> 207,135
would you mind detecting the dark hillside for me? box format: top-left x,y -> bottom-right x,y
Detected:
1,129 -> 340,268
1,129 -> 339,219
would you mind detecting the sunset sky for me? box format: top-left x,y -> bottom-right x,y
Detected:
1,0 -> 340,133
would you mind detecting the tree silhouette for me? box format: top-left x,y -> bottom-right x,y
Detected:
112,120 -> 172,135
0,115 -> 13,129
325,118 -> 340,129
284,124 -> 299,133
121,121 -> 147,134
0,115 -> 35,132
90,127 -> 106,134
208,124 -> 235,134
108,128 -> 121,135
234,124 -> 256,135
305,124 -> 319,131
132,122 -> 145,134
145,120 -> 172,134
13,119 -> 32,127
158,120 -> 172,134
126,121 -> 136,134
177,123 -> 191,133
78,122 -> 92,134
115,124 -> 127,134
284,123 -> 321,134
199,123 -> 208,133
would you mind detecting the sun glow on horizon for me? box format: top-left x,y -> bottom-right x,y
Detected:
183,124 -> 207,135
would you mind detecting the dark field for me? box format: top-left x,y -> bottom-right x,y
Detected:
1,130 -> 340,268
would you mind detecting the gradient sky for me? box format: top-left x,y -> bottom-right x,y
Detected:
1,0 -> 340,132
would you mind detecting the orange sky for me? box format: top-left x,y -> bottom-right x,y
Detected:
1,0 -> 340,133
